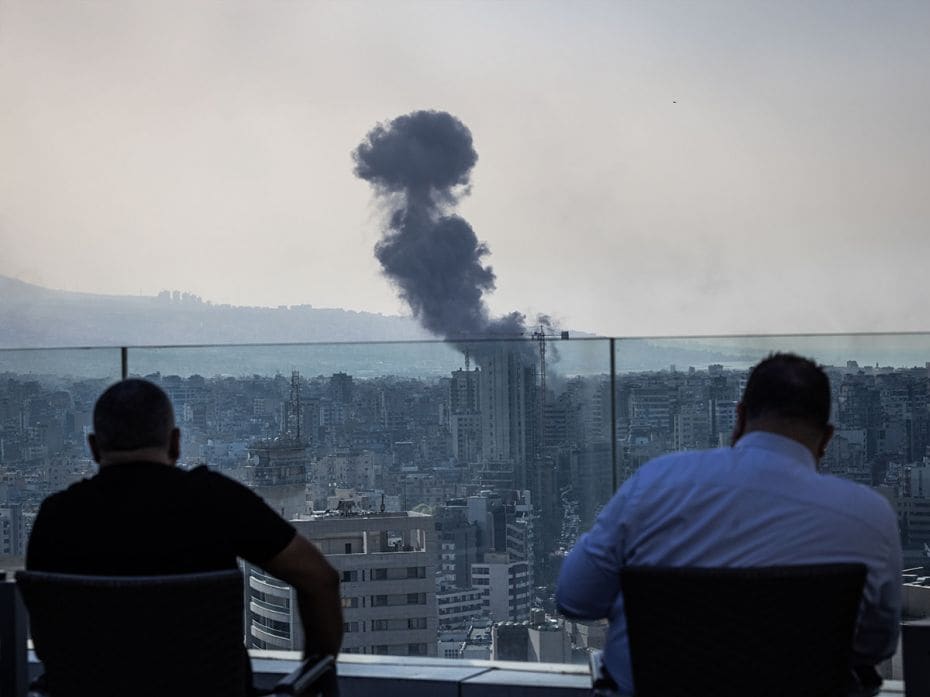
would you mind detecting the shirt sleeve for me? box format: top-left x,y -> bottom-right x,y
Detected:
556,471 -> 642,619
852,501 -> 902,664
196,468 -> 296,565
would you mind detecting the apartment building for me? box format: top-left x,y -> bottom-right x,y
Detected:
245,510 -> 438,657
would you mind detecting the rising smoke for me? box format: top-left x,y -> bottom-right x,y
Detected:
353,110 -> 538,343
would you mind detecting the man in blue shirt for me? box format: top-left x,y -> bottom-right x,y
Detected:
556,353 -> 901,695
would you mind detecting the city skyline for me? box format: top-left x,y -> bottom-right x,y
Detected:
5,344 -> 930,664
3,1 -> 930,338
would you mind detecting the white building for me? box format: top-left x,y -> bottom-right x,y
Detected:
471,552 -> 531,622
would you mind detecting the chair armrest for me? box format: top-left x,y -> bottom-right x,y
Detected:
27,673 -> 49,697
588,650 -> 624,697
271,655 -> 336,697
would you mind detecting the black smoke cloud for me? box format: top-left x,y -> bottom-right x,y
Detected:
353,110 -> 529,341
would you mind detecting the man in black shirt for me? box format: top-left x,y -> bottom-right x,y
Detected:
27,378 -> 343,662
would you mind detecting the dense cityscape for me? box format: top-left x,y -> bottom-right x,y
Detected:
3,345 -> 930,663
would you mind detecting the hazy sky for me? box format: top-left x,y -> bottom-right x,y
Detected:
2,1 -> 929,338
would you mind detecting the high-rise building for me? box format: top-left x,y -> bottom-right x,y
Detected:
435,504 -> 479,590
477,347 -> 536,488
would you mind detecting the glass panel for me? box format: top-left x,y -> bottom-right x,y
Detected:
613,333 -> 929,574
615,333 -> 930,486
0,347 -> 123,569
127,337 -> 612,661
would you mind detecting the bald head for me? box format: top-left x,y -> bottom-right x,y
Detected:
89,379 -> 179,466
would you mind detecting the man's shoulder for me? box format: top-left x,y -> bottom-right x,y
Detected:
185,464 -> 247,490
37,475 -> 97,513
810,471 -> 898,529
184,465 -> 272,509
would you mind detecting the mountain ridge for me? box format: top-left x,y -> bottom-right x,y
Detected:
0,274 -> 434,348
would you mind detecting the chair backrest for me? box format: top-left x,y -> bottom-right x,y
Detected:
15,569 -> 249,697
620,563 -> 867,697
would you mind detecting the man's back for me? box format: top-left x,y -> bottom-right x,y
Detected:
27,462 -> 295,575
621,434 -> 897,572
557,431 -> 901,694
24,377 -> 344,669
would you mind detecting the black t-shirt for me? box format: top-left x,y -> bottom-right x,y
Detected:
26,462 -> 296,575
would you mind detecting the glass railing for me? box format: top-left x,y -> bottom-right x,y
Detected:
615,333 -> 930,578
0,347 -> 123,560
2,333 -> 927,673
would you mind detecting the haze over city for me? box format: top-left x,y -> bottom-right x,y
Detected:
2,1 -> 930,339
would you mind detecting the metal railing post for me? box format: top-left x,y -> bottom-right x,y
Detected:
610,338 -> 617,492
0,576 -> 28,697
120,346 -> 128,380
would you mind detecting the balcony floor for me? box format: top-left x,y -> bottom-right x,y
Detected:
250,652 -> 907,697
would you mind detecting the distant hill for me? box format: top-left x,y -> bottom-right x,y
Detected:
0,275 -> 434,348
0,275 -> 774,375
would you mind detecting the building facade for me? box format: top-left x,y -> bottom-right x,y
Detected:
245,510 -> 438,657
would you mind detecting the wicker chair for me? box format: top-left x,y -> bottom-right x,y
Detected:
619,563 -> 868,697
15,569 -> 336,697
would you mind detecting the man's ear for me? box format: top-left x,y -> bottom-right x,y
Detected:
817,424 -> 835,460
87,434 -> 101,463
731,403 -> 747,446
168,427 -> 181,463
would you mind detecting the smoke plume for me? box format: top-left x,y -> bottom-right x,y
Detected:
353,110 -> 531,341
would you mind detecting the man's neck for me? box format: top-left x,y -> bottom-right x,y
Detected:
97,448 -> 176,468
742,420 -> 822,460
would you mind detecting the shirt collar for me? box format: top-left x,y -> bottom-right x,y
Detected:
733,431 -> 817,470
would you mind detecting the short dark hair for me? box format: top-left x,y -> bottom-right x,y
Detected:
742,353 -> 831,428
92,379 -> 175,452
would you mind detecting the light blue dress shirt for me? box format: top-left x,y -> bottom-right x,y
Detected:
556,431 -> 902,695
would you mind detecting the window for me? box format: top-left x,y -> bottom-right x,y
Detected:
341,597 -> 359,609
343,621 -> 359,633
344,543 -> 353,554
253,615 -> 291,636
372,595 -> 388,607
251,590 -> 290,610
408,643 -> 427,656
372,568 -> 387,581
342,570 -> 358,582
407,617 -> 427,629
406,592 -> 425,605
406,566 -> 425,579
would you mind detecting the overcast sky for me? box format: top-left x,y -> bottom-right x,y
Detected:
2,1 -> 929,338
